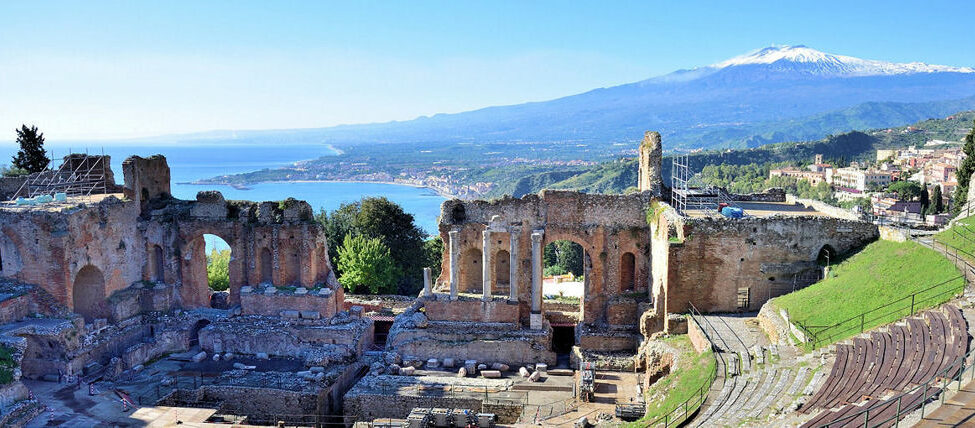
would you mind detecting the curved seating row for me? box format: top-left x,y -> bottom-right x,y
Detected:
800,305 -> 969,428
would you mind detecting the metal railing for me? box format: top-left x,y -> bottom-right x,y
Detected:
815,342 -> 975,427
795,275 -> 966,349
640,303 -> 720,428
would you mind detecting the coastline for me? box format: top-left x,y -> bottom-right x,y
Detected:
184,178 -> 461,200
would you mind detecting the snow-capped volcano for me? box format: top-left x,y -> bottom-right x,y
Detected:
710,45 -> 974,76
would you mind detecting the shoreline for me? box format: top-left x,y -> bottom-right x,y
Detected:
182,178 -> 460,199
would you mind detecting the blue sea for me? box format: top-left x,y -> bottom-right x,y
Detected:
0,143 -> 446,240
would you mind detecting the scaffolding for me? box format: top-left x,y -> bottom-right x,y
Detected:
12,150 -> 110,201
671,153 -> 730,216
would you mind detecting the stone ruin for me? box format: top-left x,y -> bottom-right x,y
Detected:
0,132 -> 884,426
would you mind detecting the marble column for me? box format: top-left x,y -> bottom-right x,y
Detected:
482,230 -> 492,301
530,230 -> 544,329
508,229 -> 520,302
422,267 -> 432,297
448,230 -> 459,300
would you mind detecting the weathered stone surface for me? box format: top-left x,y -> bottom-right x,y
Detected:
411,312 -> 429,328
457,367 -> 467,377
638,130 -> 663,195
528,370 -> 541,382
299,311 -> 321,320
383,352 -> 402,366
399,366 -> 415,376
442,358 -> 455,368
519,367 -> 530,377
490,363 -> 509,371
256,352 -> 269,360
192,352 -> 207,363
481,370 -> 501,378
426,358 -> 439,369
535,363 -> 547,372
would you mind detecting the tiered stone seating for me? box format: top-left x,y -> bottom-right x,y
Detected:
799,305 -> 969,428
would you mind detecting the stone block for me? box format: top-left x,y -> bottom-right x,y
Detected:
281,310 -> 300,319
481,370 -> 502,378
426,358 -> 439,369
464,360 -> 477,374
294,288 -> 308,295
264,288 -> 277,295
132,364 -> 144,372
457,367 -> 467,378
212,354 -> 221,361
192,351 -> 207,363
350,306 -> 364,318
519,367 -> 530,377
535,363 -> 548,372
490,363 -> 509,371
309,366 -> 325,373
399,366 -> 415,376
256,352 -> 270,360
319,288 -> 333,297
223,353 -> 234,361
383,352 -> 402,365
477,364 -> 487,371
240,286 -> 253,294
300,311 -> 321,320
412,312 -> 429,328
442,358 -> 455,368
530,313 -> 543,330
528,370 -> 541,382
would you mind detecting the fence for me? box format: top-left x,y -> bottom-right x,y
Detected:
639,303 -> 720,428
794,275 -> 966,349
814,344 -> 975,427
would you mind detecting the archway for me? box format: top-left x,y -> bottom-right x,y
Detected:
460,247 -> 482,293
73,265 -> 108,322
281,248 -> 301,286
189,319 -> 210,348
151,245 -> 165,283
494,249 -> 510,294
620,252 -> 635,292
205,234 -> 231,292
260,247 -> 273,284
543,240 -> 585,299
817,244 -> 836,267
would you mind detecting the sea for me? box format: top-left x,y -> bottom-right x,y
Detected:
0,143 -> 447,249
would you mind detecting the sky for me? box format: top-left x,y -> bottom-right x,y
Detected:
2,1 -> 975,141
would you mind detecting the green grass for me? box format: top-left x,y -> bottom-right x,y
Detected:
624,335 -> 716,427
0,345 -> 16,385
774,240 -> 964,348
934,215 -> 975,261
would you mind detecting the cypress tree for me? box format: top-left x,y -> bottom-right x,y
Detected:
954,120 -> 975,213
12,125 -> 50,173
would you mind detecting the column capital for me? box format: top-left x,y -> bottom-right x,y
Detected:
448,229 -> 459,237
530,230 -> 544,242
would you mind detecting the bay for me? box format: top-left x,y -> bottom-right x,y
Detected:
0,143 -> 447,242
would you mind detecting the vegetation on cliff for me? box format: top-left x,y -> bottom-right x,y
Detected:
627,335 -> 716,427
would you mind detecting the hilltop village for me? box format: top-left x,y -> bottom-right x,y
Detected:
0,131 -> 972,428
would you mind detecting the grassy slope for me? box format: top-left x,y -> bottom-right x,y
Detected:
774,240 -> 964,345
934,215 -> 975,260
625,335 -> 716,427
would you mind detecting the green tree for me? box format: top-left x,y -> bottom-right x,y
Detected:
954,119 -> 975,213
423,235 -> 444,281
12,125 -> 49,173
206,249 -> 230,291
543,240 -> 583,277
930,185 -> 944,214
888,181 -> 921,200
919,186 -> 930,214
336,234 -> 399,294
317,197 -> 427,294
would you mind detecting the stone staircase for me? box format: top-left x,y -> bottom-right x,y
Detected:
691,345 -> 825,427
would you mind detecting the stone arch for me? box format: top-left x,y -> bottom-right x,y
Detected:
817,244 -> 837,266
73,265 -> 109,322
259,247 -> 273,284
494,249 -> 510,293
460,247 -> 482,293
150,245 -> 165,283
189,319 -> 210,348
620,252 -> 635,292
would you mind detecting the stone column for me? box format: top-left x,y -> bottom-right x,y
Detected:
448,230 -> 459,300
530,230 -> 544,329
422,267 -> 432,297
508,229 -> 520,302
482,230 -> 492,302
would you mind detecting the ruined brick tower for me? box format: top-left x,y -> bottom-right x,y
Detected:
638,131 -> 662,194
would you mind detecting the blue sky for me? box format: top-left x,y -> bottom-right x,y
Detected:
2,1 -> 973,140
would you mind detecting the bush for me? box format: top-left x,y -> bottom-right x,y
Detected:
337,234 -> 399,294
206,249 -> 230,291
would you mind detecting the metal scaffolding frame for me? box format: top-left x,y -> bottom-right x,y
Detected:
12,149 -> 110,201
670,153 -> 733,216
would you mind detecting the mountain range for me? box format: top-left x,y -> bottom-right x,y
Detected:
158,45 -> 975,152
